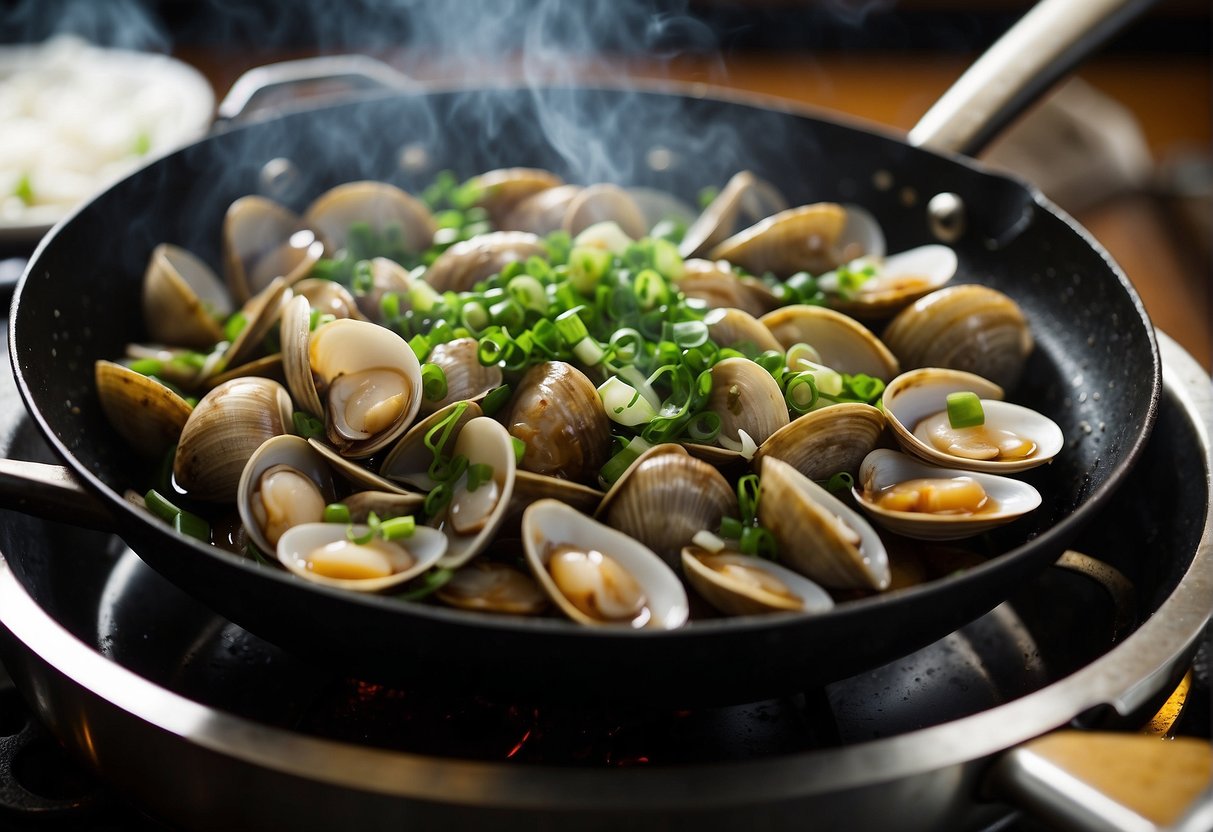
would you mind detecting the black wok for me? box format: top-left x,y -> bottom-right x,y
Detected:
5,4 -> 1160,704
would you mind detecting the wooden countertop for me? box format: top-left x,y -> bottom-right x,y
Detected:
180,47 -> 1213,370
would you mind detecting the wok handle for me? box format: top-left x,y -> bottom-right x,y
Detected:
216,55 -> 417,124
0,459 -> 117,532
908,0 -> 1157,157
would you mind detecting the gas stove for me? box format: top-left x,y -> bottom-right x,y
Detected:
0,327 -> 1209,830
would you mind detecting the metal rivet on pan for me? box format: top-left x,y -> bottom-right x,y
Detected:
258,157 -> 302,203
928,192 -> 966,243
647,147 -> 675,171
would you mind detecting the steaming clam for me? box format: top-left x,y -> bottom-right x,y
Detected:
563,183 -> 647,238
237,435 -> 337,555
703,307 -> 782,354
881,284 -> 1033,390
708,201 -> 880,278
423,231 -> 546,293
752,402 -> 885,481
677,258 -> 779,317
706,357 -> 790,453
303,180 -> 436,255
469,167 -> 565,227
308,318 -> 423,458
417,337 -> 502,415
854,449 -> 1042,541
523,498 -> 688,629
173,376 -> 294,502
681,545 -> 834,617
759,304 -> 899,381
434,416 -> 517,569
679,170 -> 788,258
94,359 -> 193,457
504,361 -> 611,483
141,243 -> 231,350
435,561 -> 549,615
222,196 -> 323,302
380,400 -> 485,491
819,245 -> 957,319
276,521 -> 446,592
595,444 -> 737,566
757,456 -> 891,591
882,368 -> 1063,473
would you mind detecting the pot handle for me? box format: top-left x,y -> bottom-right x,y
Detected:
907,0 -> 1157,157
0,459 -> 116,532
216,55 -> 417,125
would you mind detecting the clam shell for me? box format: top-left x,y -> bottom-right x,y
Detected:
679,171 -> 788,259
500,184 -> 580,235
881,284 -> 1033,390
708,202 -> 848,277
294,278 -> 365,321
173,377 -> 293,502
435,561 -> 549,615
307,437 -> 419,496
882,368 -> 1062,473
435,416 -> 517,569
677,259 -> 776,317
424,231 -> 545,293
309,318 -> 423,458
854,449 -> 1042,541
94,360 -> 193,457
681,546 -> 834,616
418,337 -> 502,416
757,456 -> 891,591
141,244 -> 230,350
339,490 -> 426,522
824,245 -> 957,320
522,498 -> 689,629
276,522 -> 446,593
237,435 -> 337,555
281,294 -> 322,416
562,183 -> 647,239
379,400 -> 485,491
759,304 -> 899,381
470,167 -> 564,227
753,402 -> 885,481
703,307 -> 782,354
707,357 -> 789,449
596,444 -> 737,566
220,276 -> 292,373
222,195 -> 303,302
504,361 -> 611,484
303,180 -> 436,255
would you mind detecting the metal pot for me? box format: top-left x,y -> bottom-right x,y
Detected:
0,0 -> 1163,703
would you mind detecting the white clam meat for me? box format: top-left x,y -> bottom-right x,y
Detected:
237,435 -> 337,555
522,498 -> 688,629
854,449 -> 1042,541
435,416 -> 516,569
276,522 -> 446,592
882,368 -> 1063,473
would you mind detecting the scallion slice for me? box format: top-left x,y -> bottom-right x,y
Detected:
946,391 -> 985,428
324,503 -> 351,524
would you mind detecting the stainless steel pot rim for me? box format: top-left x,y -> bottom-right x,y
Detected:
0,333 -> 1206,812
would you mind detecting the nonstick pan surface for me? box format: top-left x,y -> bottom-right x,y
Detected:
9,84 -> 1159,704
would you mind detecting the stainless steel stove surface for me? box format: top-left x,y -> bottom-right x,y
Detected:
0,329 -> 1208,830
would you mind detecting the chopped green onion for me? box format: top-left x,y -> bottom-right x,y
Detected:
685,410 -> 722,443
737,474 -> 761,523
379,515 -> 416,540
13,173 -> 34,205
633,269 -> 668,310
292,411 -> 326,439
511,436 -> 526,464
127,358 -> 163,376
784,372 -> 819,414
739,525 -> 777,559
480,384 -> 512,417
598,435 -> 651,486
395,567 -> 455,602
223,311 -> 248,342
555,307 -> 590,346
461,300 -> 490,332
466,463 -> 495,492
324,503 -> 351,524
429,453 -> 468,486
572,336 -> 605,367
346,524 -> 375,545
174,511 -> 210,543
824,471 -> 855,493
408,333 -> 431,362
508,274 -> 548,312
421,363 -> 448,402
598,376 -> 658,427
946,391 -> 985,428
718,516 -> 744,540
568,246 -> 613,293
424,482 -> 454,517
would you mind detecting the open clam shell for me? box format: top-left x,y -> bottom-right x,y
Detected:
853,449 -> 1042,541
470,167 -> 564,227
706,357 -> 789,452
821,244 -> 957,320
303,180 -> 436,255
94,360 -> 193,457
504,361 -> 611,484
309,318 -> 423,458
756,456 -> 891,591
882,368 -> 1062,473
379,400 -> 484,491
759,304 -> 899,381
681,546 -> 834,617
424,231 -> 545,294
708,202 -> 848,278
418,337 -> 502,416
522,498 -> 689,629
435,416 -> 517,570
141,243 -> 231,350
237,435 -> 337,556
276,522 -> 446,593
